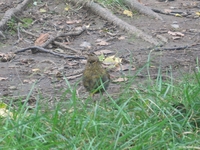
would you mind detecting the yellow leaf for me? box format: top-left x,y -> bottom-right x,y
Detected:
175,14 -> 182,17
39,8 -> 47,13
196,12 -> 200,16
0,102 -> 7,109
112,77 -> 128,83
103,55 -> 122,66
32,68 -> 40,72
65,3 -> 70,11
123,10 -> 133,17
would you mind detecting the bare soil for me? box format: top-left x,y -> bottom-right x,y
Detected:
0,0 -> 200,102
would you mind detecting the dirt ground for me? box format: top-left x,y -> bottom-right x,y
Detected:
0,0 -> 200,102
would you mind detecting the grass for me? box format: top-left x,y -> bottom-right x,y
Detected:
1,61 -> 200,149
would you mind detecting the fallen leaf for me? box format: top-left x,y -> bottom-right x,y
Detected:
96,40 -> 109,46
65,3 -> 70,11
118,36 -> 126,40
103,55 -> 122,66
123,10 -> 133,17
23,79 -> 36,83
32,68 -> 40,72
168,31 -> 184,37
66,19 -> 82,24
164,9 -> 172,13
112,77 -> 128,83
39,8 -> 47,13
196,11 -> 200,16
9,86 -> 17,90
172,36 -> 181,40
0,77 -> 8,81
35,33 -> 49,46
0,52 -> 15,62
175,14 -> 182,17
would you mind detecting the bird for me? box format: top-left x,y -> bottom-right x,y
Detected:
82,53 -> 110,96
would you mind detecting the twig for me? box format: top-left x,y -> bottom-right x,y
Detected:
41,26 -> 87,48
21,28 -> 38,37
152,8 -> 189,17
152,43 -> 200,51
19,26 -> 86,54
123,43 -> 200,58
53,41 -> 81,54
14,46 -> 85,59
66,74 -> 82,80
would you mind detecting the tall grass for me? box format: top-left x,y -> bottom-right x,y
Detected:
1,60 -> 200,149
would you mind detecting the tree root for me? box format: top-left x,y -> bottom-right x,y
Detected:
123,0 -> 163,20
14,46 -> 85,59
70,0 -> 163,46
14,26 -> 87,59
0,0 -> 32,30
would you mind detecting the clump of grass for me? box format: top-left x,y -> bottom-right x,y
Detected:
1,59 -> 200,149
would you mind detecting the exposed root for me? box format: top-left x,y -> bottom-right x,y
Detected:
0,0 -> 32,30
70,0 -> 163,46
123,0 -> 163,20
14,46 -> 85,59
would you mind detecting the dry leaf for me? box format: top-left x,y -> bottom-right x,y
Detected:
112,77 -> 128,83
23,79 -> 36,83
35,33 -> 49,46
172,36 -> 181,40
0,52 -> 15,62
0,77 -> 8,81
168,31 -> 184,37
39,8 -> 47,13
96,40 -> 109,46
66,19 -> 82,24
164,9 -> 172,13
196,12 -> 200,16
118,36 -> 126,40
32,68 -> 40,72
9,86 -> 17,90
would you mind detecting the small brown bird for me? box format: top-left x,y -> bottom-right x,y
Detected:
82,53 -> 110,95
